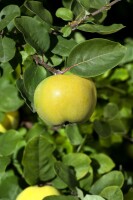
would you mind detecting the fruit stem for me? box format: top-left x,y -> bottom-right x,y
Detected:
33,55 -> 63,75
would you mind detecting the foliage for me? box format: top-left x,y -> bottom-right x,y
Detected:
0,0 -> 133,200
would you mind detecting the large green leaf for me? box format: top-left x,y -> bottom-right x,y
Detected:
78,24 -> 125,35
67,38 -> 126,77
0,130 -> 22,156
22,135 -> 56,185
0,5 -> 20,31
63,153 -> 91,180
0,37 -> 16,63
90,171 -> 124,195
100,186 -> 123,200
14,16 -> 50,54
25,1 -> 53,24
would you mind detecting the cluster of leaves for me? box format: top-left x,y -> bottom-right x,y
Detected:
0,0 -> 133,200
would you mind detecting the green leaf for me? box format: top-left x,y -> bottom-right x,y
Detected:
110,68 -> 129,81
90,153 -> 115,174
90,0 -> 110,9
0,5 -> 20,31
78,24 -> 125,35
25,123 -> 47,142
124,188 -> 133,200
67,38 -> 126,77
52,36 -> 77,57
65,124 -> 83,145
63,153 -> 91,180
83,195 -> 105,200
78,0 -> 91,10
94,120 -> 111,138
0,172 -> 21,200
90,171 -> 124,195
14,16 -> 50,54
0,79 -> 23,112
79,166 -> 93,191
0,37 -> 16,63
23,62 -> 48,103
61,25 -> 72,37
44,195 -> 79,200
0,156 -> 10,173
54,161 -> 78,190
0,130 -> 22,156
25,1 -> 53,24
100,186 -> 123,200
56,8 -> 73,21
22,135 -> 56,185
103,103 -> 119,120
120,38 -> 133,64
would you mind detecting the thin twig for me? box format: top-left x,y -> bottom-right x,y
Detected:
33,55 -> 62,75
69,0 -> 121,30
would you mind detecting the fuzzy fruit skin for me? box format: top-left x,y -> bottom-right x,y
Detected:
16,185 -> 60,200
0,111 -> 19,133
34,74 -> 97,126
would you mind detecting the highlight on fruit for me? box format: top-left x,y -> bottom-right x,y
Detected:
34,74 -> 97,126
16,185 -> 60,200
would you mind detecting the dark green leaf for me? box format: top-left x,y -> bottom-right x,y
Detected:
0,172 -> 21,200
0,37 -> 16,63
25,1 -> 53,24
94,120 -> 111,138
44,195 -> 79,200
14,16 -> 50,54
0,130 -> 22,156
90,171 -> 124,195
22,135 -> 56,185
0,5 -> 20,31
0,156 -> 10,173
54,161 -> 78,190
78,24 -> 125,35
103,103 -> 119,120
67,38 -> 126,77
23,62 -> 48,103
124,188 -> 133,200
